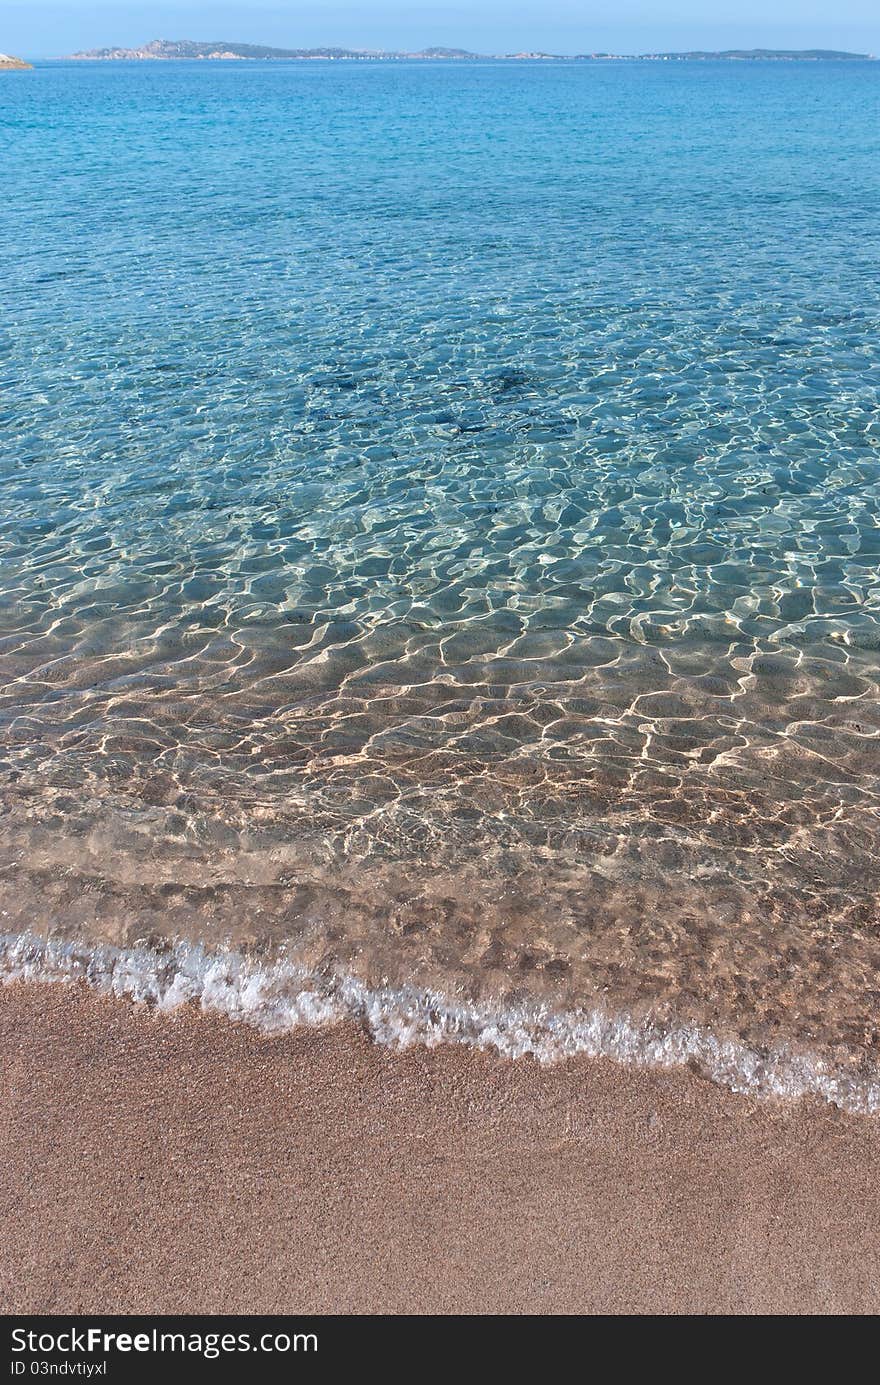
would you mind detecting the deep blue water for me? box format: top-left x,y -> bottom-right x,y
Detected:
2,60 -> 880,1075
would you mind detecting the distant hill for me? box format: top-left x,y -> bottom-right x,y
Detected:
65,38 -> 481,61
417,48 -> 477,59
0,52 -> 32,69
638,49 -> 870,61
63,38 -> 875,63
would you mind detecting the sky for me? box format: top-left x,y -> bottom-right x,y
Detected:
5,0 -> 880,60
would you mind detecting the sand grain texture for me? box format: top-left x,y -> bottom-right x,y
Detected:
1,982 -> 879,1315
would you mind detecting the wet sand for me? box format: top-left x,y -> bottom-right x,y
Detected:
1,981 -> 879,1315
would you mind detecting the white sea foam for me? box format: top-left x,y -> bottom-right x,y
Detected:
2,928 -> 879,1115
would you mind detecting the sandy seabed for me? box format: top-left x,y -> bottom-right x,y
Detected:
2,981 -> 879,1315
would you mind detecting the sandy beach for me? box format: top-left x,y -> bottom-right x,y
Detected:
5,42 -> 880,1327
2,980 -> 879,1315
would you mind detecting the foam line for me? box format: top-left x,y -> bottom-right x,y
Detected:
2,929 -> 878,1115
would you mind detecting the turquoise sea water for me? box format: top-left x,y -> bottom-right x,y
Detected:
2,60 -> 880,1101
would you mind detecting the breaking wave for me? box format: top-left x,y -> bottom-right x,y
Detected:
3,929 -> 879,1116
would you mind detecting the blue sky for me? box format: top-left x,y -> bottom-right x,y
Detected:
6,1 -> 880,60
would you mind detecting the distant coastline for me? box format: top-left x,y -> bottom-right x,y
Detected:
62,39 -> 876,63
0,52 -> 32,70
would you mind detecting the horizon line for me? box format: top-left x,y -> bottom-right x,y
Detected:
30,38 -> 880,64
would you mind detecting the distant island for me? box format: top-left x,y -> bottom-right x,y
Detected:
640,49 -> 873,61
65,39 -> 483,61
63,39 -> 875,63
0,52 -> 32,70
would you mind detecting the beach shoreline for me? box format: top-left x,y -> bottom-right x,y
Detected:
2,979 -> 879,1315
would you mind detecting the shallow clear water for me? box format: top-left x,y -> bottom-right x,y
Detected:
2,59 -> 880,1100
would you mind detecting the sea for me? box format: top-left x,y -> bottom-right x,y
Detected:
2,57 -> 879,1109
